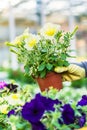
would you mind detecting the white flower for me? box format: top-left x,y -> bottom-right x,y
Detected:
13,28 -> 30,46
24,34 -> 40,50
0,97 -> 4,103
40,23 -> 61,39
4,93 -> 24,106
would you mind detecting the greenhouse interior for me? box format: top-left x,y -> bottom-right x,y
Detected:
0,0 -> 87,130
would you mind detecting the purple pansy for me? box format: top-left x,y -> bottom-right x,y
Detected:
21,98 -> 45,123
62,104 -> 75,125
77,95 -> 87,106
0,81 -> 7,89
35,93 -> 62,111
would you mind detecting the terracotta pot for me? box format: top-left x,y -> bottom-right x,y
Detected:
36,72 -> 63,91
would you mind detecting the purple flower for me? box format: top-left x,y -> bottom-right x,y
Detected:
62,104 -> 75,125
32,121 -> 47,130
77,113 -> 86,128
0,81 -> 7,89
7,109 -> 16,117
77,95 -> 87,106
35,93 -> 62,111
21,98 -> 45,123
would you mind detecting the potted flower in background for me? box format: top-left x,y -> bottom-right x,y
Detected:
6,23 -> 78,91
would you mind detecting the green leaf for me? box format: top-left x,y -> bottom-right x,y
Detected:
24,66 -> 29,73
46,63 -> 53,70
41,49 -> 47,53
0,127 -> 3,130
38,63 -> 46,71
57,61 -> 64,66
73,125 -> 80,129
63,61 -> 70,66
61,53 -> 66,60
40,71 -> 46,78
75,110 -> 81,116
70,26 -> 78,37
54,31 -> 62,41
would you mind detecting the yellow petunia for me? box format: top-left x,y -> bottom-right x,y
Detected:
13,28 -> 30,45
40,23 -> 61,39
4,93 -> 24,106
0,105 -> 8,114
11,94 -> 19,100
13,36 -> 23,45
24,34 -> 40,50
28,39 -> 37,48
45,28 -> 57,36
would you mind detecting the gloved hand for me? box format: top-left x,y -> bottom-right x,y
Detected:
54,64 -> 85,81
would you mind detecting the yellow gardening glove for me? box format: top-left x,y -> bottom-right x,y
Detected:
54,64 -> 85,82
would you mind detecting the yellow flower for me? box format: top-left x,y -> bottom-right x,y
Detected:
24,34 -> 40,50
13,36 -> 23,45
28,39 -> 37,48
45,28 -> 56,36
13,28 -> 30,45
40,23 -> 61,38
0,105 -> 8,114
4,93 -> 23,106
11,94 -> 19,100
22,28 -> 30,39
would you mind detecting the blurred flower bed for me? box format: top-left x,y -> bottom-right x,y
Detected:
0,81 -> 87,130
8,68 -> 35,84
0,67 -> 35,84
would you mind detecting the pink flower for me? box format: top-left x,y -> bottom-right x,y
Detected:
0,81 -> 7,89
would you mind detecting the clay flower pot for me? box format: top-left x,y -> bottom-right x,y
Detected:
36,72 -> 63,91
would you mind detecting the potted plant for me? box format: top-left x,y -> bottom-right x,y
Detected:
6,23 -> 78,91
